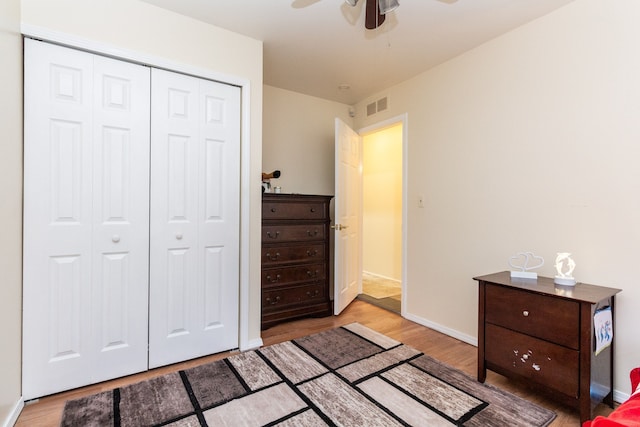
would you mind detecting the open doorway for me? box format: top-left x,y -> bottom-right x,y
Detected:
357,122 -> 403,314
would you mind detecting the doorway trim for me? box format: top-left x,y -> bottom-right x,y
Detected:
358,113 -> 408,317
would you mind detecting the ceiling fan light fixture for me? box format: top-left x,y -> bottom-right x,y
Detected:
345,0 -> 359,6
378,0 -> 399,14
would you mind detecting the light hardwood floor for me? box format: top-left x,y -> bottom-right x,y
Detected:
16,300 -> 613,426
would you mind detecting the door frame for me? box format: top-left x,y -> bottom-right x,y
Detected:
358,113 -> 408,317
22,26 -> 257,351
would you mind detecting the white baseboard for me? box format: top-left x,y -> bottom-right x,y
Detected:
240,337 -> 263,352
362,270 -> 401,284
613,389 -> 630,405
403,311 -> 477,347
3,397 -> 24,427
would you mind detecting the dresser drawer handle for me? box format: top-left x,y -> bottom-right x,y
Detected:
266,252 -> 280,261
306,249 -> 319,257
307,269 -> 319,277
523,310 -> 529,317
266,296 -> 281,305
310,207 -> 316,213
267,274 -> 281,283
306,290 -> 320,298
307,229 -> 319,237
271,207 -> 277,212
266,231 -> 280,239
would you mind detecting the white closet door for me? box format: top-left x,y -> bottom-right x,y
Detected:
90,55 -> 151,383
23,39 -> 150,399
149,69 -> 240,368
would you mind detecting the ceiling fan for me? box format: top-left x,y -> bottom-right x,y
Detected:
345,0 -> 399,30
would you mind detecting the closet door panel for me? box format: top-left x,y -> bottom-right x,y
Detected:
23,40 -> 94,399
149,70 -> 200,367
23,40 -> 150,398
149,70 -> 240,368
91,55 -> 150,382
165,248 -> 190,336
198,80 -> 240,350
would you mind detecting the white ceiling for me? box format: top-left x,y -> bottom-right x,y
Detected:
142,0 -> 575,104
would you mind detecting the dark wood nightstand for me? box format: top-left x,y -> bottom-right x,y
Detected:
474,271 -> 621,424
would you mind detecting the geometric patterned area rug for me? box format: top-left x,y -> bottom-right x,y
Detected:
61,323 -> 556,427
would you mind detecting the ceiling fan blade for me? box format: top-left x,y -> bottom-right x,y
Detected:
365,0 -> 385,29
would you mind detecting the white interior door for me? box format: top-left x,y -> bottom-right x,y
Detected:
334,118 -> 363,314
149,69 -> 240,368
23,39 -> 150,399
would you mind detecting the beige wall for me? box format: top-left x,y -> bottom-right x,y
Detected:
354,0 -> 640,397
263,85 -> 353,196
20,0 -> 264,359
362,124 -> 403,281
0,0 -> 23,423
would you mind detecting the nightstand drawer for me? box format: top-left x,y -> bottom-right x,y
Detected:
262,224 -> 326,242
263,201 -> 328,220
485,284 -> 580,349
261,243 -> 325,266
486,323 -> 579,397
476,271 -> 622,424
262,263 -> 326,287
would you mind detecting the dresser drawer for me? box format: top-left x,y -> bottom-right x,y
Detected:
262,224 -> 326,243
485,323 -> 579,397
263,201 -> 328,220
262,263 -> 326,287
262,243 -> 325,266
262,282 -> 326,311
485,284 -> 580,349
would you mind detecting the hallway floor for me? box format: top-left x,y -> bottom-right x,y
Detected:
359,272 -> 401,314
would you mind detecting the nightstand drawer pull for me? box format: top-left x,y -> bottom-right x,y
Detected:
266,231 -> 280,239
523,310 -> 529,317
306,290 -> 320,298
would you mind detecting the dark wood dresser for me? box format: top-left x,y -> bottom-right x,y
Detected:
474,271 -> 621,424
261,193 -> 333,329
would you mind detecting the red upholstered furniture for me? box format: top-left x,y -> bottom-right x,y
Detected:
583,368 -> 640,426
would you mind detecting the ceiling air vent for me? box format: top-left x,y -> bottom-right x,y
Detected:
366,102 -> 377,116
366,96 -> 389,117
377,96 -> 388,112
